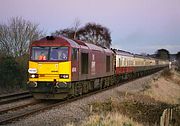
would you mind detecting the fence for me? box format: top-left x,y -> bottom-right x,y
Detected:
160,105 -> 180,126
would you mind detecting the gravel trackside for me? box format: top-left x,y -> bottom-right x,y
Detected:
7,72 -> 162,126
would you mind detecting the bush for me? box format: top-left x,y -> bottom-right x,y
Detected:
16,54 -> 29,87
0,55 -> 26,92
176,66 -> 180,72
161,69 -> 173,79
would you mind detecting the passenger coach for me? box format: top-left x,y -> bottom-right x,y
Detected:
113,49 -> 169,83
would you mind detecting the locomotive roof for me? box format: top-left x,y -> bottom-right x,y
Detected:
31,36 -> 80,48
31,36 -> 113,54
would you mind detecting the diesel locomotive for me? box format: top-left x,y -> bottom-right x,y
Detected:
27,36 -> 169,99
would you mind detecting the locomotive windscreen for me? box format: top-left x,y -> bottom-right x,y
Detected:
31,46 -> 69,61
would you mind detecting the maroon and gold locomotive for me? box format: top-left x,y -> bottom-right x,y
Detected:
28,36 -> 114,99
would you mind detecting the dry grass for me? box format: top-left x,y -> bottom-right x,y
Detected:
82,96 -> 170,125
66,95 -> 163,126
161,69 -> 180,85
172,70 -> 180,86
80,112 -> 143,126
143,69 -> 180,104
66,113 -> 142,126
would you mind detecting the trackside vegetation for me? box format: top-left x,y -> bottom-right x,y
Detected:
0,55 -> 27,93
0,17 -> 42,93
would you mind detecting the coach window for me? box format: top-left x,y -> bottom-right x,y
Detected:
72,48 -> 78,60
106,56 -> 110,72
131,60 -> 133,66
120,59 -> 122,66
124,58 -> 126,66
81,53 -> 88,74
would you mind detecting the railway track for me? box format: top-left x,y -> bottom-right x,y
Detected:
0,91 -> 32,105
0,100 -> 55,125
0,71 -> 162,125
0,100 -> 40,114
0,76 -> 143,125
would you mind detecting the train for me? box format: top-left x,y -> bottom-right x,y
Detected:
27,36 -> 169,99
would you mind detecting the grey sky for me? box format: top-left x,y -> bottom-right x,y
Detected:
0,0 -> 180,54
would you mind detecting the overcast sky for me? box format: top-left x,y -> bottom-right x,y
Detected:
0,0 -> 180,54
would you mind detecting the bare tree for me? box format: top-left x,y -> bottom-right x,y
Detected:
0,17 -> 43,57
52,18 -> 81,39
73,18 -> 81,39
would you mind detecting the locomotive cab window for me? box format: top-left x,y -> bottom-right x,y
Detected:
50,47 -> 68,61
31,46 -> 68,61
31,47 -> 49,60
81,53 -> 88,74
106,56 -> 110,72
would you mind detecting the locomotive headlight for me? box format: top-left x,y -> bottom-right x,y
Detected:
31,74 -> 35,78
28,68 -> 37,74
30,74 -> 38,78
59,74 -> 69,79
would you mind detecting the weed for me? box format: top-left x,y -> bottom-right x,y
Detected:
81,113 -> 143,126
161,69 -> 173,79
144,84 -> 151,90
123,122 -> 132,126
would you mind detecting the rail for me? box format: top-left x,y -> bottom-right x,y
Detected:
0,91 -> 32,105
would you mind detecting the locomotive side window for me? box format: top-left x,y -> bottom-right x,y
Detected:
72,48 -> 78,60
106,56 -> 110,72
81,53 -> 88,74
